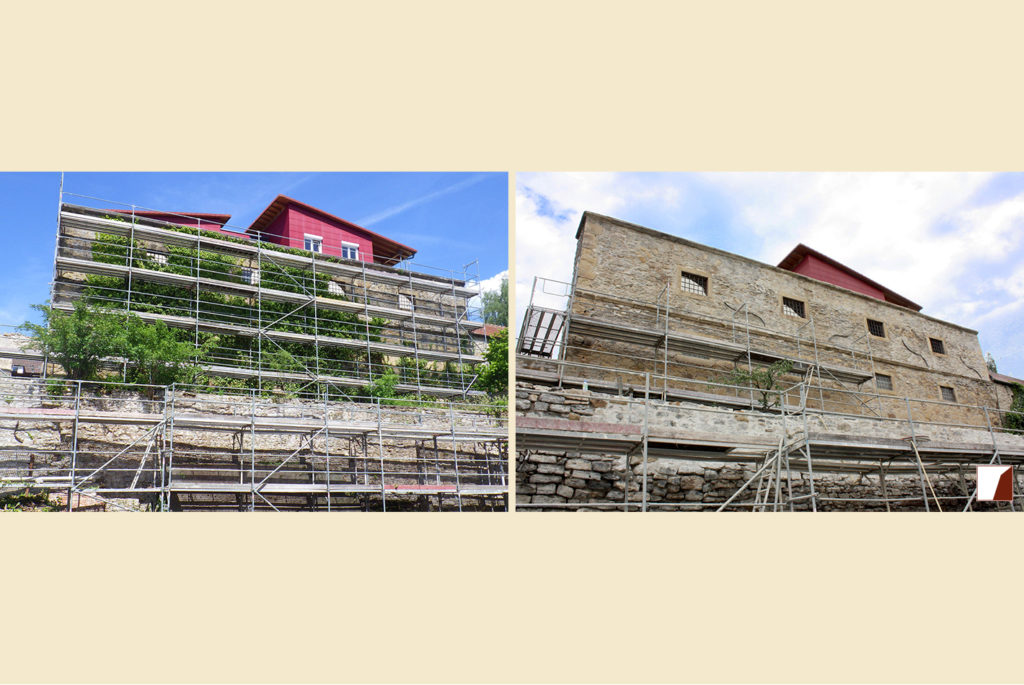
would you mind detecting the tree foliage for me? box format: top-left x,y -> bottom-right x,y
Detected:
124,318 -> 217,387
480,277 -> 508,326
19,302 -> 127,381
986,353 -> 998,373
20,302 -> 216,386
475,328 -> 508,397
719,359 -> 795,411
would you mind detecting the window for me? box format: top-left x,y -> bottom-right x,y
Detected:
327,281 -> 345,297
875,373 -> 893,391
147,250 -> 168,266
341,242 -> 360,260
929,338 -> 945,354
867,319 -> 885,337
782,297 -> 806,319
240,268 -> 259,286
12,365 -> 24,376
304,235 -> 323,253
399,294 -> 414,311
940,385 -> 957,402
680,270 -> 708,296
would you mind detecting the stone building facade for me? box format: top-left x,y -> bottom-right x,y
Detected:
564,212 -> 997,426
516,212 -> 1020,511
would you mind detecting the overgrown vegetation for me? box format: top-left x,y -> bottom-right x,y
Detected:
26,216 -> 503,412
1006,383 -> 1024,433
719,359 -> 795,411
0,489 -> 61,512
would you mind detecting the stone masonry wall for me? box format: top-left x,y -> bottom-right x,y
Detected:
567,214 -> 1001,425
516,382 -> 1024,511
0,378 -> 505,510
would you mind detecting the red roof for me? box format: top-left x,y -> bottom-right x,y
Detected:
246,195 -> 416,261
991,371 -> 1024,386
471,324 -> 506,337
109,209 -> 233,225
777,244 -> 922,311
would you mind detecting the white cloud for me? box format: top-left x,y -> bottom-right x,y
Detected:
477,269 -> 508,294
358,174 -> 487,227
514,173 -> 685,335
467,269 -> 508,319
698,172 -> 1024,328
514,172 -> 1024,376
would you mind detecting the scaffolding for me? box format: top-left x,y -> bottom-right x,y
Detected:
519,276 -> 882,415
0,378 -> 507,512
516,277 -> 1022,511
52,196 -> 489,399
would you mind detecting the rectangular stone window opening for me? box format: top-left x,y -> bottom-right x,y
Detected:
867,319 -> 885,337
930,337 -> 945,354
680,270 -> 708,296
240,268 -> 260,286
782,297 -> 806,318
941,385 -> 957,402
875,373 -> 893,391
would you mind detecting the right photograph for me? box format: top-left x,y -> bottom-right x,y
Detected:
514,172 -> 1024,512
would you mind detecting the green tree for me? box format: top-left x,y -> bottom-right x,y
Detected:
124,318 -> 217,387
475,328 -> 508,397
719,359 -> 795,411
480,277 -> 508,326
19,302 -> 127,381
986,353 -> 998,373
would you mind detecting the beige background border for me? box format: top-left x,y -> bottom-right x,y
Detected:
3,1 -> 1024,682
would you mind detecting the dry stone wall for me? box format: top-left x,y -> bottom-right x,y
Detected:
516,382 -> 1023,511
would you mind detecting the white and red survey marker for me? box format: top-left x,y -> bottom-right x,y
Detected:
977,465 -> 1014,502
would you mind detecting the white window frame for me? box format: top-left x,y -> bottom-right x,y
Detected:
304,234 -> 323,253
398,294 -> 414,311
240,267 -> 260,286
341,241 -> 360,261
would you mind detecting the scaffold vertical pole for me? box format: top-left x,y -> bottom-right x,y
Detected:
324,393 -> 331,512
449,399 -> 463,512
800,381 -> 817,512
905,397 -> 935,512
377,400 -> 387,512
250,389 -> 256,511
67,380 -> 81,512
408,271 -> 424,396
642,372 -> 650,512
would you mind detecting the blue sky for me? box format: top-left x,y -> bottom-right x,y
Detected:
0,172 -> 508,328
516,172 -> 1024,378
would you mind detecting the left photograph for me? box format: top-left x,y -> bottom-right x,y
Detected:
0,172 -> 509,512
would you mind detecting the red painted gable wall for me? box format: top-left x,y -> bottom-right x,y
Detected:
790,254 -> 887,301
255,207 -> 376,262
